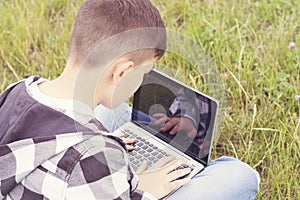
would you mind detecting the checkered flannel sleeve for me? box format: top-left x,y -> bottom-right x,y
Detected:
65,136 -> 157,200
0,132 -> 156,200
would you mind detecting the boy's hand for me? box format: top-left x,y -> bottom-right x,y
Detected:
114,131 -> 135,151
136,157 -> 191,199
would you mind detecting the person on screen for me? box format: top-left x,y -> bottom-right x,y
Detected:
151,87 -> 211,154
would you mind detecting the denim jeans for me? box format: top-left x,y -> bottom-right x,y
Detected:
95,104 -> 260,200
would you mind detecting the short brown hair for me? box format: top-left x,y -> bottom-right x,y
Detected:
68,0 -> 166,67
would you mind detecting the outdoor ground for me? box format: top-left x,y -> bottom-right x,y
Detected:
0,0 -> 299,199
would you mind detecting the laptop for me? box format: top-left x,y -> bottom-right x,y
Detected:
114,69 -> 219,179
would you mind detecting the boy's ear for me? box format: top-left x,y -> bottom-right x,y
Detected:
112,59 -> 134,83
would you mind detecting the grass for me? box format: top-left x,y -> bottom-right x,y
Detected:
0,0 -> 299,199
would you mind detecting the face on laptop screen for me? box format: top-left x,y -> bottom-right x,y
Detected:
132,70 -> 218,165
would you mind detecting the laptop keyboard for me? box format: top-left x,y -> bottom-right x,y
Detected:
123,128 -> 169,169
122,128 -> 195,173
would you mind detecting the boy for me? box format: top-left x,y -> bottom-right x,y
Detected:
0,0 -> 259,199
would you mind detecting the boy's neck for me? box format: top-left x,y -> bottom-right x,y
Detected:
38,67 -> 98,109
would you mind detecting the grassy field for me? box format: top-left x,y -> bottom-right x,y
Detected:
0,0 -> 299,199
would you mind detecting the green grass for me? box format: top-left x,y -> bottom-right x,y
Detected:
0,0 -> 299,199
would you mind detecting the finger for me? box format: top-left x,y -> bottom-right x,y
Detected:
167,167 -> 192,182
126,144 -> 135,151
152,113 -> 167,118
167,177 -> 191,193
114,130 -> 125,137
153,117 -> 168,125
169,124 -> 179,135
122,137 -> 136,144
136,160 -> 148,173
149,156 -> 176,170
164,158 -> 188,173
161,119 -> 178,132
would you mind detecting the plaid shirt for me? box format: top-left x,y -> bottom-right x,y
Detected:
0,79 -> 156,200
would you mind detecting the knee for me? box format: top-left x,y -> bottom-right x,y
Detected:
215,156 -> 260,197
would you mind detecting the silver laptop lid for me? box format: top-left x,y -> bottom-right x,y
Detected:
131,69 -> 219,166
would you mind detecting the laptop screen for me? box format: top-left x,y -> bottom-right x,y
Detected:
132,70 -> 218,165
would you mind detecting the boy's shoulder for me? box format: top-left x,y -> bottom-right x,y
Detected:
0,77 -> 101,144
